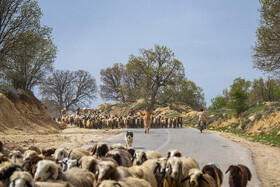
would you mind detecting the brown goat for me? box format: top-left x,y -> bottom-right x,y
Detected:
202,164 -> 223,187
89,143 -> 110,157
225,164 -> 252,187
105,149 -> 132,167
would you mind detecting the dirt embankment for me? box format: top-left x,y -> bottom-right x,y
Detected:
0,92 -> 60,135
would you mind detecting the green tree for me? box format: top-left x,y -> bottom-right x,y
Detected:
253,0 -> 280,73
127,45 -> 185,109
209,95 -> 227,111
100,63 -> 126,102
229,78 -> 251,114
39,70 -> 98,113
0,0 -> 57,90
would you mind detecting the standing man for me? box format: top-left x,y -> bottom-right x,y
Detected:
197,108 -> 207,129
128,108 -> 135,116
140,107 -> 153,134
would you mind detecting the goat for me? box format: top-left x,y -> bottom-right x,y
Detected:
225,164 -> 252,187
181,168 -> 217,187
202,163 -> 223,187
152,158 -> 169,187
105,149 -> 132,167
34,160 -> 95,187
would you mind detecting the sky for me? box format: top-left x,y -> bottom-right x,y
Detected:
37,0 -> 264,108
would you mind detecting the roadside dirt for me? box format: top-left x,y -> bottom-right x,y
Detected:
211,130 -> 280,187
1,126 -> 123,151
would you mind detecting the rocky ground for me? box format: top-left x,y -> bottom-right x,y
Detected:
1,126 -> 279,187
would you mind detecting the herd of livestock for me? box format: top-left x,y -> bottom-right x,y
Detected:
58,108 -> 184,129
0,140 -> 252,187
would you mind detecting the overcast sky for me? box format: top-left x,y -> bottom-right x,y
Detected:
37,0 -> 264,108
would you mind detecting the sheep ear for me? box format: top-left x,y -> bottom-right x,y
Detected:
153,162 -> 160,174
181,176 -> 190,183
143,153 -> 147,161
131,154 -> 135,163
167,151 -> 171,158
200,175 -> 209,184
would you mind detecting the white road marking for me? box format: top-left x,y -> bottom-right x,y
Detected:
155,129 -> 171,152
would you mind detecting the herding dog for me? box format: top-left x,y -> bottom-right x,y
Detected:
125,131 -> 134,147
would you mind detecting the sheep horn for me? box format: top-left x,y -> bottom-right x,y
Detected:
200,175 -> 209,184
181,176 -> 190,183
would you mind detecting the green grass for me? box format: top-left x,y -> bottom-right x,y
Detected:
249,130 -> 280,146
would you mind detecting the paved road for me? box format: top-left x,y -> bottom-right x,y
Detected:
83,127 -> 262,187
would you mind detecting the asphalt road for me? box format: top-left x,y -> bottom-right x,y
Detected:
83,127 -> 262,187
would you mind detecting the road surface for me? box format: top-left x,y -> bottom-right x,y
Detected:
83,127 -> 262,187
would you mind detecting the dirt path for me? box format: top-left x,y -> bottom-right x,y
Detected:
210,130 -> 280,187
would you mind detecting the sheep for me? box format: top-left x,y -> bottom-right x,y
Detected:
9,171 -> 75,187
8,151 -> 23,165
54,148 -> 69,162
0,141 -> 10,156
34,160 -> 95,187
41,148 -> 56,158
9,171 -> 35,187
163,157 -> 199,187
225,164 -> 252,187
110,143 -> 125,150
163,157 -> 185,187
97,177 -> 152,187
22,155 -> 44,176
132,150 -> 148,165
27,146 -> 41,155
0,153 -> 9,163
129,165 -> 158,187
181,168 -> 217,187
151,158 -> 169,187
23,150 -> 38,161
68,148 -> 90,159
167,149 -> 182,158
105,149 -> 132,167
0,161 -> 22,186
202,163 -> 223,187
89,143 -> 110,158
145,150 -> 162,160
95,160 -> 132,184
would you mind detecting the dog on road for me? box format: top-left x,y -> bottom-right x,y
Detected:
125,131 -> 134,147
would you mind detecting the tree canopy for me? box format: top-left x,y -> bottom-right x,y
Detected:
39,70 -> 98,113
253,0 -> 280,73
0,0 -> 57,90
100,45 -> 205,110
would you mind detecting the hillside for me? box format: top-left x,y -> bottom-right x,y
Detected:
97,100 -> 280,146
0,89 -> 60,135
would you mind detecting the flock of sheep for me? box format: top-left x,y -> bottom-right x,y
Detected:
57,108 -> 184,129
0,140 -> 252,187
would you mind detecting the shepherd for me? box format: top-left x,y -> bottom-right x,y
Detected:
140,107 -> 154,134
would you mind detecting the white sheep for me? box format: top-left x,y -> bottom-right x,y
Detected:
34,160 -> 95,187
54,148 -> 69,162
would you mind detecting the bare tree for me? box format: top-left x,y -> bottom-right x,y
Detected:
39,70 -> 98,114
